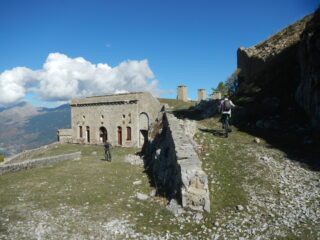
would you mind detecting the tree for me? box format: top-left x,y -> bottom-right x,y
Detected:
225,68 -> 240,96
211,81 -> 227,97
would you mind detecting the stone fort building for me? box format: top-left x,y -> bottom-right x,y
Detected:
58,92 -> 161,148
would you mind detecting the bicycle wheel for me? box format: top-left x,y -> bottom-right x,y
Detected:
224,116 -> 229,138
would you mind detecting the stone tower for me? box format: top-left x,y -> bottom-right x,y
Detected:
197,89 -> 206,102
177,85 -> 188,102
210,91 -> 222,100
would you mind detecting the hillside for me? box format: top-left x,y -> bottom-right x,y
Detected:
0,103 -> 70,156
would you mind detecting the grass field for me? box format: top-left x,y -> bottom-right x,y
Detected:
0,144 -> 212,239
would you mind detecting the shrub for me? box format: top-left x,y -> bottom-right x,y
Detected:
0,155 -> 4,162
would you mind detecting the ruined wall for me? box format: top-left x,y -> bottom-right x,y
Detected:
143,109 -> 210,212
236,10 -> 320,129
0,152 -> 81,175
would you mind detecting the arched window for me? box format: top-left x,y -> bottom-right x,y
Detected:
139,112 -> 149,147
126,127 -> 131,141
79,126 -> 83,138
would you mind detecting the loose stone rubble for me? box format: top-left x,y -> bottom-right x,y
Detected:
205,144 -> 320,239
124,154 -> 144,166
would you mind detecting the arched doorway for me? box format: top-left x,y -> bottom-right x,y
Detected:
139,112 -> 149,147
117,126 -> 122,145
86,126 -> 90,143
99,127 -> 108,143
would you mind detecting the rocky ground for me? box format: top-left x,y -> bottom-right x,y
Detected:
0,118 -> 319,240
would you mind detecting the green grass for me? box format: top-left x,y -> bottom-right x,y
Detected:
0,144 -> 211,239
0,156 -> 4,162
158,98 -> 196,111
195,118 -> 250,213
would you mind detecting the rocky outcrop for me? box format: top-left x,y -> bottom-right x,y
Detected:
236,10 -> 320,129
143,109 -> 210,212
295,9 -> 320,129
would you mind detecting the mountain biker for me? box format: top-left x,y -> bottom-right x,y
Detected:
104,141 -> 112,162
220,97 -> 236,130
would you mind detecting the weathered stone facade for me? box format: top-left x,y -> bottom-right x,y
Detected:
58,92 -> 161,147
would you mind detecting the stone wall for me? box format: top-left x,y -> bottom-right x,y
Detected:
143,109 -> 210,212
4,142 -> 60,164
0,152 -> 81,175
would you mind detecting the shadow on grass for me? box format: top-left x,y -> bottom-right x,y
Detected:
199,128 -> 226,138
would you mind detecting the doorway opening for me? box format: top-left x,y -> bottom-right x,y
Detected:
99,127 -> 108,143
117,126 -> 122,145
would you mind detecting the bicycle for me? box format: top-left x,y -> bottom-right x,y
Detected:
105,150 -> 111,162
222,113 -> 230,138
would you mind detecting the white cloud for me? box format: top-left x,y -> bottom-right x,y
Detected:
0,53 -> 161,105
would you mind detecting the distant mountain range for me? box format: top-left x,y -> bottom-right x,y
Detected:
0,102 -> 70,156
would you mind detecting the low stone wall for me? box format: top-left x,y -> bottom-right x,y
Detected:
0,152 -> 81,175
4,142 -> 60,164
143,110 -> 210,212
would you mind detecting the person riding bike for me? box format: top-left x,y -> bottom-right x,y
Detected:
220,97 -> 236,131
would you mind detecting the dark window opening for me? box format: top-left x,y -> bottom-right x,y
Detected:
79,126 -> 83,138
86,126 -> 90,143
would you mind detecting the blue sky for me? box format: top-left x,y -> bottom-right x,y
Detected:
0,0 -> 318,107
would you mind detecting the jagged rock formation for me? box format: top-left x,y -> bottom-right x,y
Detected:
236,9 -> 320,129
